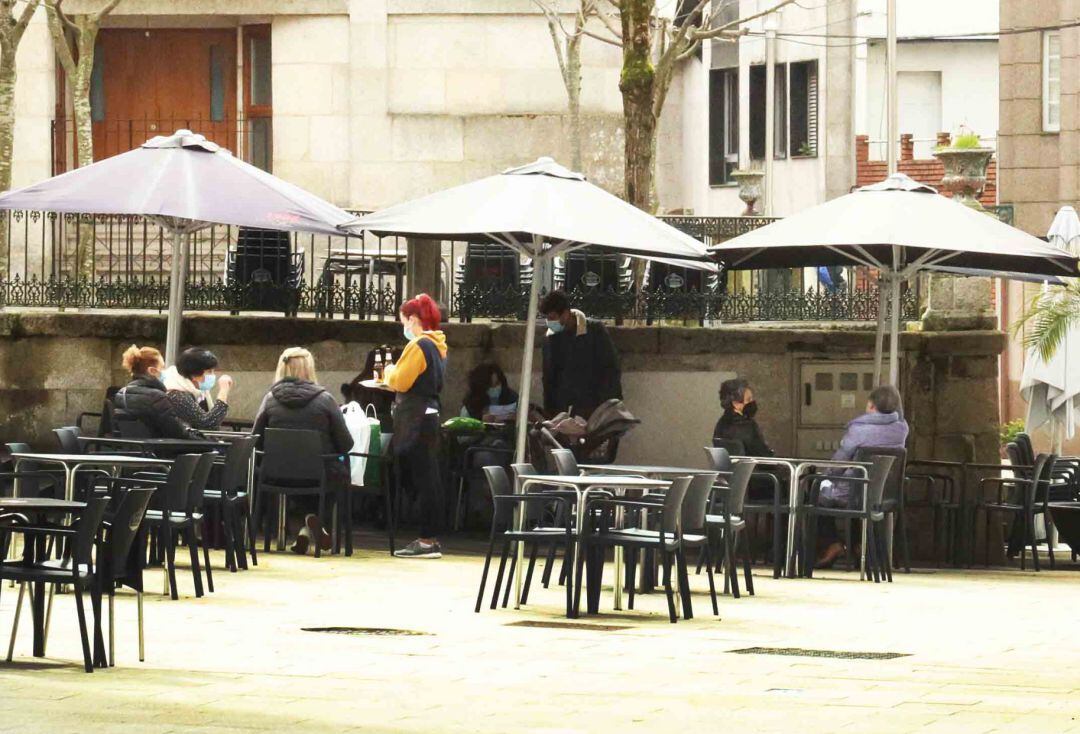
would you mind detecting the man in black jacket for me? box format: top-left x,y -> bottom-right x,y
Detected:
540,290 -> 622,418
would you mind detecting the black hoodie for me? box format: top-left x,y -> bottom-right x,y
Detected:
112,375 -> 203,439
251,379 -> 354,468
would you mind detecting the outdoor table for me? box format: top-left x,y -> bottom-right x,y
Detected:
76,436 -> 227,458
729,457 -> 872,579
320,248 -> 407,317
579,464 -> 715,477
513,474 -> 671,615
10,453 -> 172,502
0,498 -> 89,661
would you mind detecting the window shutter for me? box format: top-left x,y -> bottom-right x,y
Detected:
807,63 -> 819,156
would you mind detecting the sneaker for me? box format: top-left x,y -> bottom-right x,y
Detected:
291,526 -> 311,555
394,539 -> 442,559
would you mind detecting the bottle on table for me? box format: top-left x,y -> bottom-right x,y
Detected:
384,348 -> 394,374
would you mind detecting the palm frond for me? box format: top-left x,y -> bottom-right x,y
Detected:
1017,280 -> 1080,362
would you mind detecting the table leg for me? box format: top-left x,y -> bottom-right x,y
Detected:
612,502 -> 624,610
785,464 -> 800,578
31,581 -> 45,657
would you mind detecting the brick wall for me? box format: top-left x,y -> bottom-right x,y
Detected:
855,133 -> 997,209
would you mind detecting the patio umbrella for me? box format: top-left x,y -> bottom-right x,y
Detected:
348,156 -> 714,464
1020,206 -> 1080,448
0,129 -> 356,363
709,173 -> 1080,387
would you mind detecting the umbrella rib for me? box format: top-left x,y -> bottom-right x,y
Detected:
828,245 -> 880,269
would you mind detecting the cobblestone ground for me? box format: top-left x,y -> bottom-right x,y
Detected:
0,533 -> 1077,734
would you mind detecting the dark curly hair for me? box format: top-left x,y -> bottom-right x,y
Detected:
719,378 -> 751,412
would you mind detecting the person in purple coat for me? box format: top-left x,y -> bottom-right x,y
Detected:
816,384 -> 909,567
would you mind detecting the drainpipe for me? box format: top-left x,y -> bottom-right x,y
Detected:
764,15 -> 777,214
885,0 -> 898,175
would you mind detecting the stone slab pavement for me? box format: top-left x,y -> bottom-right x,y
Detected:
0,533 -> 1077,734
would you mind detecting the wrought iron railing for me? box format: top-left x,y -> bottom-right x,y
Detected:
0,208 -> 915,324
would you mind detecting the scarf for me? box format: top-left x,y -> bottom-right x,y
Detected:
162,365 -> 214,407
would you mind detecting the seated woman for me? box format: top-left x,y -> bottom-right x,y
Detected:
251,347 -> 354,555
461,363 -> 519,422
163,347 -> 234,431
713,378 -> 773,456
816,384 -> 909,567
112,345 -> 203,439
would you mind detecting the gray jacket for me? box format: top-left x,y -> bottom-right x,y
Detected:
823,411 -> 908,503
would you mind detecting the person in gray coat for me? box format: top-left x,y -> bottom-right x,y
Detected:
816,384 -> 909,567
251,347 -> 354,554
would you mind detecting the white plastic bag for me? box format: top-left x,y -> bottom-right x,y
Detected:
342,402 -> 378,485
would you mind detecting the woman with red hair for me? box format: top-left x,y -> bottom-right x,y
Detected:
385,293 -> 448,558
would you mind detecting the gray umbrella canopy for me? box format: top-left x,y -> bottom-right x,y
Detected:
0,130 -> 357,362
710,173 -> 1080,386
350,156 -> 714,463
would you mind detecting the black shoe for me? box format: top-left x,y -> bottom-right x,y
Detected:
394,539 -> 442,559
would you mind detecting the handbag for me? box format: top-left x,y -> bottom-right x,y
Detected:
363,404 -> 383,487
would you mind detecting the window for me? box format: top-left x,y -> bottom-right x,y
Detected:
209,45 -> 226,123
1043,31 -> 1061,132
749,64 -> 787,160
789,60 -> 818,157
243,25 -> 273,172
709,68 -> 739,186
90,52 -> 106,122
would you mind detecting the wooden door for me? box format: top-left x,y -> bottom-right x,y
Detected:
91,29 -> 238,160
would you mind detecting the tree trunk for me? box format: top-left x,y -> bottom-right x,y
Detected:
70,66 -> 95,278
0,50 -> 16,275
619,0 -> 657,213
565,33 -> 583,172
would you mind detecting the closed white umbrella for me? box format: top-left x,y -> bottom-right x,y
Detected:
710,174 -> 1080,387
349,156 -> 714,464
1021,206 -> 1080,447
0,130 -> 356,362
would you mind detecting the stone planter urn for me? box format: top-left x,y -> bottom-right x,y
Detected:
730,170 -> 765,216
921,145 -> 997,331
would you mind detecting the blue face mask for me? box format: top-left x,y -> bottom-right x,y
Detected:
200,373 -> 217,392
403,325 -> 416,341
487,386 -> 502,401
546,320 -> 564,333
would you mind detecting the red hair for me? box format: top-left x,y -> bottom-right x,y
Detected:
122,344 -> 163,376
400,293 -> 441,331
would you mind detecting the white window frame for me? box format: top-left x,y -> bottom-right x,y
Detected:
1042,30 -> 1061,133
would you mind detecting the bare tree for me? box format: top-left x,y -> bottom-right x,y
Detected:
0,0 -> 41,272
44,0 -> 120,276
532,0 -> 598,172
541,0 -> 797,213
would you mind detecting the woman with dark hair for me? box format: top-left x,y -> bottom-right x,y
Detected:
384,293 -> 448,559
163,347 -> 234,430
713,378 -> 773,457
461,363 -> 518,421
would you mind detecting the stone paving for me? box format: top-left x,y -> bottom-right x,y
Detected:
0,533 -> 1077,734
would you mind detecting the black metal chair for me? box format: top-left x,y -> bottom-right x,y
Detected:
576,476 -> 692,622
52,426 -> 82,454
253,429 -> 345,559
203,436 -> 258,571
134,454 -> 202,599
798,455 -> 896,583
476,466 -> 576,616
3,443 -> 61,499
854,446 -> 910,573
704,447 -> 786,578
1,495 -> 110,672
704,461 -> 756,599
977,451 -> 1056,571
98,487 -> 155,665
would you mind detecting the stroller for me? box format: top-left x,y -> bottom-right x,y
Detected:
530,399 -> 640,469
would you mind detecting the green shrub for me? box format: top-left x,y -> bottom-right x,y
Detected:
952,132 -> 982,149
1000,419 -> 1025,446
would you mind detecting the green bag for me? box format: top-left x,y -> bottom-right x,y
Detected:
442,416 -> 484,433
363,406 -> 383,487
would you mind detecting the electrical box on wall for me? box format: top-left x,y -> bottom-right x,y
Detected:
795,360 -> 894,458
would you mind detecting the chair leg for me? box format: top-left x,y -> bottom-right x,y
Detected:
501,543 -> 519,609
164,527 -> 179,600
572,542 -> 586,619
314,493 -> 326,559
563,542 -> 575,619
474,532 -> 498,614
1028,512 -> 1040,572
1046,515 -> 1056,570
520,543 -> 539,606
108,593 -> 115,666
726,528 -> 740,599
661,549 -> 677,623
7,582 -> 24,662
540,543 -> 558,588
879,524 -> 893,583
201,524 -> 215,593
898,508 -> 912,573
43,584 -> 55,653
221,505 -> 238,573
703,543 -> 719,616
676,548 -> 693,620
864,523 -> 877,582
627,548 -> 637,610
740,531 -> 755,596
137,591 -> 145,662
73,586 -> 94,673
186,527 -> 204,598
490,539 -> 510,611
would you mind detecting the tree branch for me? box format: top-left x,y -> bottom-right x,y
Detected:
93,0 -> 121,20
581,26 -> 622,46
43,1 -> 76,75
49,0 -> 79,32
692,0 -> 799,41
16,0 -> 41,36
592,4 -> 623,41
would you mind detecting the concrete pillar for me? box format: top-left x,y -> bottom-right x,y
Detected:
406,238 -> 442,304
824,0 -> 856,199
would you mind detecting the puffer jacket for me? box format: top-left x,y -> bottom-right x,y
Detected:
112,375 -> 203,439
251,379 -> 354,474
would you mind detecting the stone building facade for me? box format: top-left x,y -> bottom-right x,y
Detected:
998,0 -> 1080,455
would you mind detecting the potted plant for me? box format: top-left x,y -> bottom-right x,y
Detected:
933,129 -> 994,212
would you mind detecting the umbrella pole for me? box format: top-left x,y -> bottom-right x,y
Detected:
514,242 -> 544,610
873,276 -> 887,385
165,227 -> 188,366
888,272 -> 902,386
